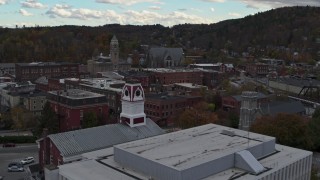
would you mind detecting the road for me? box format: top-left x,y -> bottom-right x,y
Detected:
0,144 -> 38,180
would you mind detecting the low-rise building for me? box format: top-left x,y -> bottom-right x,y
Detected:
38,119 -> 163,172
246,63 -> 268,77
146,68 -> 203,85
47,89 -> 109,132
15,62 -> 79,82
21,91 -> 47,116
54,124 -> 312,180
145,93 -> 202,126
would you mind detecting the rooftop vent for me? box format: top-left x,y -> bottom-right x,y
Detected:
221,130 -> 235,137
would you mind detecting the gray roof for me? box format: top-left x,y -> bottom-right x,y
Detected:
149,47 -> 183,63
260,100 -> 305,115
48,118 -> 164,157
232,92 -> 267,101
278,77 -> 320,88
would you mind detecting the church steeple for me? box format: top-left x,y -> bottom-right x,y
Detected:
110,35 -> 119,65
120,81 -> 146,127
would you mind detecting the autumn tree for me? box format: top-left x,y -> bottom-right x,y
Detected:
0,111 -> 13,129
309,108 -> 320,151
34,102 -> 59,137
10,106 -> 37,131
174,102 -> 218,129
82,111 -> 98,128
250,113 -> 314,150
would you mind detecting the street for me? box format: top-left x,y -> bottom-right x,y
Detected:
0,144 -> 38,180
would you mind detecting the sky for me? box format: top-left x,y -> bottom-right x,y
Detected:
0,0 -> 319,28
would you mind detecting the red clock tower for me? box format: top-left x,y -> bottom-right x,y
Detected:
120,81 -> 146,127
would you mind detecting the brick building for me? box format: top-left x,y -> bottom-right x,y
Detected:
147,69 -> 203,85
37,81 -> 164,173
15,62 -> 79,82
173,83 -> 207,96
64,78 -> 123,120
246,63 -> 269,77
145,93 -> 202,126
47,89 -> 109,132
37,119 -> 163,172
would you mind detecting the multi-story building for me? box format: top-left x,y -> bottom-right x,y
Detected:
64,78 -> 124,120
0,63 -> 16,76
46,89 -> 109,132
54,124 -> 313,180
0,81 -> 36,108
38,81 -> 164,174
201,70 -> 223,89
87,35 -> 131,76
147,68 -> 203,85
15,62 -> 79,82
246,63 -> 269,77
173,83 -> 207,96
21,91 -> 47,116
145,93 -> 202,126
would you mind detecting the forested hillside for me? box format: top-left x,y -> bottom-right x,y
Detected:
0,6 -> 319,64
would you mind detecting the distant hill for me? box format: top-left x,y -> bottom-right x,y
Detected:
0,6 -> 319,64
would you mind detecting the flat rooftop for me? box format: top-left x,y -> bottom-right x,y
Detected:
145,68 -> 201,73
174,83 -> 206,89
59,143 -> 311,180
114,124 -> 274,171
48,89 -> 105,99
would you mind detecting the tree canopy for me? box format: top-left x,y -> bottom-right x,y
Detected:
250,113 -> 314,150
174,102 -> 218,129
34,102 -> 59,137
82,111 -> 98,129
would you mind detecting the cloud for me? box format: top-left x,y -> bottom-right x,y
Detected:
124,10 -> 211,26
45,5 -> 212,26
19,9 -> 33,16
47,5 -> 95,19
198,0 -> 225,2
0,0 -> 8,5
149,6 -> 161,10
95,0 -> 160,6
238,0 -> 320,9
210,7 -> 215,12
228,12 -> 241,17
21,0 -> 47,9
46,4 -> 124,22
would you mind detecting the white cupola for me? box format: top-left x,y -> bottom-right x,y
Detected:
120,81 -> 146,127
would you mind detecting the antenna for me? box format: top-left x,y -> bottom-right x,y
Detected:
238,91 -> 258,147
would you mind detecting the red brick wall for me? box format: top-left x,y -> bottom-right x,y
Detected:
49,102 -> 109,132
154,71 -> 203,85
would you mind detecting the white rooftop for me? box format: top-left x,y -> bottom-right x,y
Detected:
58,124 -> 312,180
48,89 -> 105,99
114,124 -> 274,171
174,83 -> 206,89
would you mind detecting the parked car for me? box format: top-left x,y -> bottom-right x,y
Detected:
2,143 -> 15,148
8,162 -> 24,172
20,157 -> 34,165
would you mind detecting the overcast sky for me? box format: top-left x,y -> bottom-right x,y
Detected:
0,0 -> 319,28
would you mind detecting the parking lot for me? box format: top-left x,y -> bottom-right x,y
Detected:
0,144 -> 38,180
